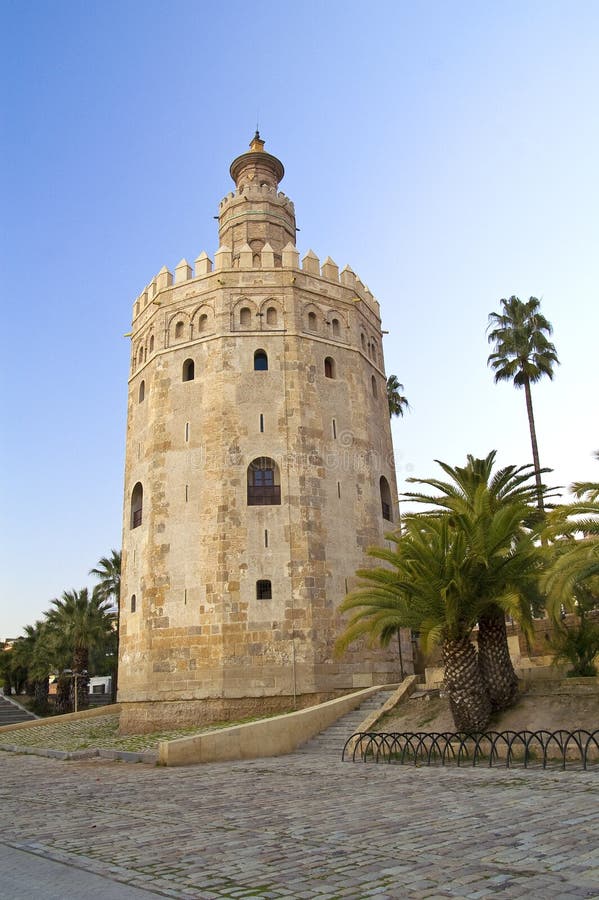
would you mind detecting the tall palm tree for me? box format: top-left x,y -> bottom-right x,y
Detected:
89,550 -> 121,607
46,588 -> 116,712
386,375 -> 410,419
90,550 -> 121,701
403,452 -> 545,711
487,296 -> 559,512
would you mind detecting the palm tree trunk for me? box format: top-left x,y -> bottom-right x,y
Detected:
523,376 -> 544,513
34,677 -> 49,715
477,606 -> 519,713
55,674 -> 71,714
442,636 -> 491,732
73,649 -> 90,711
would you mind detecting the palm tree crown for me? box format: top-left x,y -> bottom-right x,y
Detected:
89,549 -> 121,609
386,375 -> 410,419
487,296 -> 559,512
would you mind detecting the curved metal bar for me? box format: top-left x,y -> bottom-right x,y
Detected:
342,730 -> 599,770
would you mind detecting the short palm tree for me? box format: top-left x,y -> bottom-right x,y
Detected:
542,461 -> 599,605
46,588 -> 116,711
386,375 -> 410,419
337,516 -> 492,731
403,452 -> 545,712
487,296 -> 559,512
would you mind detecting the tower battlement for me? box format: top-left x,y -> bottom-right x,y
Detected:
132,246 -> 379,323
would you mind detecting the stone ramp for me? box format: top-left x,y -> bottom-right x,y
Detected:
295,689 -> 394,757
0,694 -> 38,726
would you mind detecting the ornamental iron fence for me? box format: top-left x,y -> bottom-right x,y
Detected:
342,730 -> 599,771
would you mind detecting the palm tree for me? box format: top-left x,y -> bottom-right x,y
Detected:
90,550 -> 121,606
90,550 -> 121,701
487,296 -> 559,512
45,588 -> 116,712
386,375 -> 410,419
337,516 -> 492,731
403,452 -> 546,712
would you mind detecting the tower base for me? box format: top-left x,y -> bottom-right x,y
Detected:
118,691 -> 373,735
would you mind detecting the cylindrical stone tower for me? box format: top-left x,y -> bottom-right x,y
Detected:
118,134 -> 408,733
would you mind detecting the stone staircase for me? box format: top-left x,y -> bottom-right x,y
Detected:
0,694 -> 38,727
296,689 -> 395,758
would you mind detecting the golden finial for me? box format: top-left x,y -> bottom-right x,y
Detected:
249,129 -> 265,152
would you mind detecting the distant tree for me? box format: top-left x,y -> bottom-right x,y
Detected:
487,296 -> 559,512
386,376 -> 410,419
90,550 -> 122,700
46,588 -> 116,712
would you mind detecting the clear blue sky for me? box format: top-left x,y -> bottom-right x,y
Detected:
1,0 -> 598,639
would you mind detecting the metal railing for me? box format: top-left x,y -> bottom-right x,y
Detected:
247,484 -> 281,505
342,730 -> 599,770
132,508 -> 142,527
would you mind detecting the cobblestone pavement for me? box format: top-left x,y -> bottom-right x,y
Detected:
1,750 -> 598,899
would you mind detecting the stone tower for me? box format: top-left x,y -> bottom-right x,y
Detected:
119,134 -> 406,733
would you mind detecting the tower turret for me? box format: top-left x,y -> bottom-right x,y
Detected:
218,132 -> 296,264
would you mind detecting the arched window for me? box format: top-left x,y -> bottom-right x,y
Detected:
254,349 -> 268,371
308,311 -> 317,331
247,457 -> 281,505
361,333 -> 366,351
266,306 -> 277,326
131,594 -> 137,613
380,476 -> 393,522
324,357 -> 336,379
131,482 -> 143,528
182,359 -> 195,382
371,375 -> 377,398
332,318 -> 340,337
175,321 -> 184,339
256,580 -> 272,600
139,380 -> 145,403
198,313 -> 208,332
149,335 -> 154,353
240,307 -> 251,326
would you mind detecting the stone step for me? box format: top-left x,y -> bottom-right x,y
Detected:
296,689 -> 395,757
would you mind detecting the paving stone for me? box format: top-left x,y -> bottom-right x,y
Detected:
0,750 -> 598,899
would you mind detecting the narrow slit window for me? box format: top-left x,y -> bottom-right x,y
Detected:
131,594 -> 137,613
337,481 -> 341,498
185,484 -> 189,502
130,482 -> 143,528
332,419 -> 337,439
264,529 -> 268,548
139,380 -> 145,403
185,422 -> 189,442
332,318 -> 340,337
371,375 -> 378,398
380,476 -> 393,522
259,413 -> 264,433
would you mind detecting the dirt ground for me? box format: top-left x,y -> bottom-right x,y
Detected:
377,685 -> 599,734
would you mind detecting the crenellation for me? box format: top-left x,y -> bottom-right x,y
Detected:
194,251 -> 212,276
175,258 -> 192,284
321,256 -> 339,282
157,266 -> 173,291
302,249 -> 320,275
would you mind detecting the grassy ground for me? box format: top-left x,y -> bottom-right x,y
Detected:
0,710 -> 295,753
